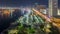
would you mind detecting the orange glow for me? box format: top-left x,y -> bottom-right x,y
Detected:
32,8 -> 51,22
3,10 -> 10,14
32,8 -> 60,28
1,9 -> 11,17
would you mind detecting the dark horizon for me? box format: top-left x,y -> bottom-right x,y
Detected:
0,0 -> 59,7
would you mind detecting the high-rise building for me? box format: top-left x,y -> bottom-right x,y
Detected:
49,0 -> 60,18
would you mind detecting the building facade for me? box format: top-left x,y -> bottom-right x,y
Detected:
49,0 -> 60,18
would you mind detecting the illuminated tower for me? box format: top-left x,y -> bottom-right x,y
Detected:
49,0 -> 58,18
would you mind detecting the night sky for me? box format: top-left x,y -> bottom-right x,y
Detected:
0,0 -> 60,7
0,0 -> 60,33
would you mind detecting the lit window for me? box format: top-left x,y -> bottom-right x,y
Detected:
57,10 -> 60,15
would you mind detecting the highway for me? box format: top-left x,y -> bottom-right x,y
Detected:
32,8 -> 60,31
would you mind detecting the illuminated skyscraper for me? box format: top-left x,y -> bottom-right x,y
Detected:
49,0 -> 59,18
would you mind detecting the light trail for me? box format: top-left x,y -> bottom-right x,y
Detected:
32,8 -> 51,22
32,8 -> 60,29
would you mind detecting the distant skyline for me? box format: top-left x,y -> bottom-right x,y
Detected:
0,0 -> 60,7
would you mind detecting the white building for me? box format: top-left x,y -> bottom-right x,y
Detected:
58,9 -> 60,15
49,0 -> 60,18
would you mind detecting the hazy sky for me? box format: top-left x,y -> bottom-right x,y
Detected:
0,0 -> 60,7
